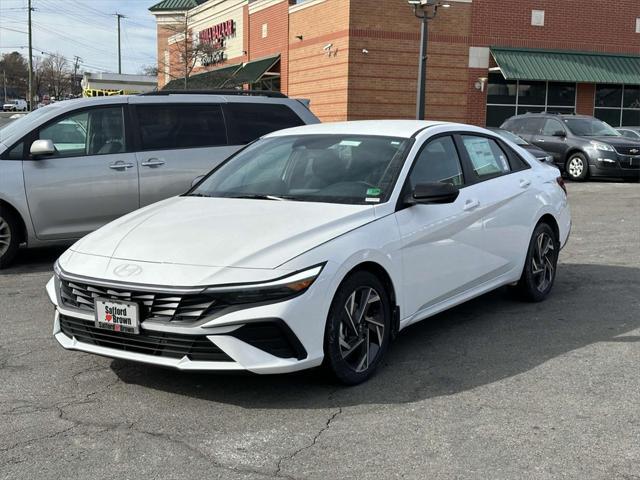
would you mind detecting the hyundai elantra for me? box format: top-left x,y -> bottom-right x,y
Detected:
48,121 -> 571,384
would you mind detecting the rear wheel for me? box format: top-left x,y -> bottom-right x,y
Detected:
324,271 -> 391,385
0,209 -> 20,269
516,222 -> 559,302
565,153 -> 589,181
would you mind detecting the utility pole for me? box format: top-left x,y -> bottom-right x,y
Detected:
28,0 -> 33,110
114,13 -> 126,74
184,12 -> 188,90
73,56 -> 82,96
3,70 -> 7,104
410,1 -> 449,120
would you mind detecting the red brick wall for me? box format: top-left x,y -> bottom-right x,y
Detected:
347,0 -> 472,122
288,0 -> 351,121
248,0 -> 290,93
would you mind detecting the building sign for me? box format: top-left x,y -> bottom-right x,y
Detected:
198,19 -> 235,49
197,19 -> 235,67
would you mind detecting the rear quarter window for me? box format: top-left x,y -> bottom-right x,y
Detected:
224,103 -> 305,145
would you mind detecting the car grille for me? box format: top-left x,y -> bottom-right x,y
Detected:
59,314 -> 233,362
60,279 -> 223,322
615,146 -> 640,156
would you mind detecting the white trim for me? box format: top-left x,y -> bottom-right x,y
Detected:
289,0 -> 327,14
249,0 -> 286,14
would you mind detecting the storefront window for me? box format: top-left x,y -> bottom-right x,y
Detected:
486,74 -> 576,126
594,84 -> 640,127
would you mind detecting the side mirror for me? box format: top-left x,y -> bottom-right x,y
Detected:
406,182 -> 460,205
191,175 -> 205,187
552,130 -> 566,137
30,139 -> 56,156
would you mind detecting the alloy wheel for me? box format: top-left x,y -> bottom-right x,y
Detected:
568,157 -> 584,178
339,286 -> 385,373
531,232 -> 555,293
0,216 -> 11,258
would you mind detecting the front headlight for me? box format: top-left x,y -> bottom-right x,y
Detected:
589,141 -> 615,152
201,264 -> 325,304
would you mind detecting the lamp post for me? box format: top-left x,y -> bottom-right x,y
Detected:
409,0 -> 450,120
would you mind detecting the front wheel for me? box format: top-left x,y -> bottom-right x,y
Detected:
516,223 -> 559,302
565,153 -> 589,181
324,271 -> 391,385
0,209 -> 20,269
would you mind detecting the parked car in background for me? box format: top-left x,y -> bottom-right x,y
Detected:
617,127 -> 640,140
485,127 -> 553,163
3,99 -> 28,112
501,113 -> 640,181
0,91 -> 319,267
48,120 -> 571,384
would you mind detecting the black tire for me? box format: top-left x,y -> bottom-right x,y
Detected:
324,271 -> 392,385
565,152 -> 589,181
516,222 -> 559,302
0,207 -> 20,269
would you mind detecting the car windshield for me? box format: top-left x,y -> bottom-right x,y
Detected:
189,135 -> 411,205
563,118 -> 621,137
493,129 -> 528,145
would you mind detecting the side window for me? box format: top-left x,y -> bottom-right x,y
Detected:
541,119 -> 564,136
519,117 -> 544,135
136,104 -> 227,151
5,142 -> 25,160
410,136 -> 464,187
39,107 -> 125,158
461,135 -> 511,179
224,103 -> 305,145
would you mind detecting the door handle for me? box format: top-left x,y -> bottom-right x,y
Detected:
519,179 -> 531,188
141,158 -> 165,167
463,199 -> 480,211
109,162 -> 134,170
535,138 -> 545,143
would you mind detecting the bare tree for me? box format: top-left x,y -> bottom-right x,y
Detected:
139,64 -> 159,77
0,52 -> 28,100
163,13 -> 222,89
40,53 -> 71,99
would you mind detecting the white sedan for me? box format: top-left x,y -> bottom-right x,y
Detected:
47,120 -> 571,384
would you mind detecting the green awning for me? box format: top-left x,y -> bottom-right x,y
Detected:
225,55 -> 280,87
149,0 -> 206,12
162,64 -> 241,90
491,47 -> 640,84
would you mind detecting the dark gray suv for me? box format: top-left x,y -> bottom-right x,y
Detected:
501,114 -> 640,181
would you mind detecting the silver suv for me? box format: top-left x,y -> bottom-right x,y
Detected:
0,92 -> 319,267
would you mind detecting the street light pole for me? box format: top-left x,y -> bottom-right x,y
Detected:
410,1 -> 448,120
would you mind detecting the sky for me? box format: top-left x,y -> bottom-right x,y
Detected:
0,0 -> 158,74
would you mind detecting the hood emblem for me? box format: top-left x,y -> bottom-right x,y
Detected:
113,264 -> 142,278
630,148 -> 639,154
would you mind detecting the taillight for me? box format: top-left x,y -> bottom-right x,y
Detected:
556,176 -> 567,196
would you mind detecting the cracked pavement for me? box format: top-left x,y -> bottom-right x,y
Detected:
1,182 -> 639,479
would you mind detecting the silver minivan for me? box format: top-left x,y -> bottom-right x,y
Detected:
0,92 -> 319,267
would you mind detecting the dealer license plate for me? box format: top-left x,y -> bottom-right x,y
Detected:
94,298 -> 140,334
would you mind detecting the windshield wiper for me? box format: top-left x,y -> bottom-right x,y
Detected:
229,194 -> 289,201
185,193 -> 213,197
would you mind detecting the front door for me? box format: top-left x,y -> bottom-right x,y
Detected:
395,135 -> 489,321
531,118 -> 569,165
23,105 -> 139,240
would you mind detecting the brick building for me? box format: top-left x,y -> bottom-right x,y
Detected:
150,0 -> 640,127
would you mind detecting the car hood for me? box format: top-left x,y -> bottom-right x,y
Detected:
71,196 -> 376,269
588,136 -> 640,146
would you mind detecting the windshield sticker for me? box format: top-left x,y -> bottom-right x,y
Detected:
366,187 -> 381,196
339,140 -> 362,147
365,197 -> 381,203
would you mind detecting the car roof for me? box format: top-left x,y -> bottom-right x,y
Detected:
265,120 -> 446,139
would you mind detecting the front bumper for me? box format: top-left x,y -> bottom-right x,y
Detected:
590,152 -> 640,179
47,269 -> 331,374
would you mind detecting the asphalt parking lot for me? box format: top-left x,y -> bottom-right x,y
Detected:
1,181 -> 639,480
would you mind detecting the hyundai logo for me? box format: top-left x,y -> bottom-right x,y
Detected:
113,264 -> 143,278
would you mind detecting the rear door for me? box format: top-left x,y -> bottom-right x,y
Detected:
456,133 -> 539,274
132,102 -> 238,207
22,104 -> 139,240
